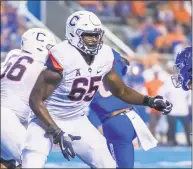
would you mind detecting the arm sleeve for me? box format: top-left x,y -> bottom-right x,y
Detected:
112,49 -> 128,77
3,49 -> 20,65
45,50 -> 64,72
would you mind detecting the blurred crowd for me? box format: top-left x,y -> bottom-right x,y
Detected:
1,1 -> 192,146
1,1 -> 27,53
78,1 -> 192,56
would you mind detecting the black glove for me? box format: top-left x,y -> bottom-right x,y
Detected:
46,124 -> 81,161
143,95 -> 173,115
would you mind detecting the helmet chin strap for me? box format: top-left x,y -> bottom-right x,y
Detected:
84,46 -> 98,55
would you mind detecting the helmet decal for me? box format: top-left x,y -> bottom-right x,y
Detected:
69,15 -> 80,27
36,32 -> 46,42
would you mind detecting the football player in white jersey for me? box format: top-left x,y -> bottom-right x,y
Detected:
22,11 -> 173,168
1,28 -> 56,168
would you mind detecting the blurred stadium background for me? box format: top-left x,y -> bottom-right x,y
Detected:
1,1 -> 192,168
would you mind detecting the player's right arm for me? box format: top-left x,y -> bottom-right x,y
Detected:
29,68 -> 62,127
29,47 -> 81,161
29,45 -> 64,127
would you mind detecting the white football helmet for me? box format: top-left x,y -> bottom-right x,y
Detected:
21,28 -> 56,54
66,10 -> 104,55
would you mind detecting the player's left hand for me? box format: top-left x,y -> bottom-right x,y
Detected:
46,124 -> 81,161
58,132 -> 81,161
147,95 -> 173,115
161,100 -> 173,115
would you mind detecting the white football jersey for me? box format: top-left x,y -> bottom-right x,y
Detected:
44,40 -> 114,119
1,49 -> 48,122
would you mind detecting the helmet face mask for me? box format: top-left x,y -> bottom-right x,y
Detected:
82,32 -> 100,49
171,63 -> 185,88
80,31 -> 104,55
171,73 -> 183,88
187,78 -> 192,90
66,11 -> 104,56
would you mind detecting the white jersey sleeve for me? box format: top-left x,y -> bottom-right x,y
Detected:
45,42 -> 66,73
1,49 -> 21,66
99,44 -> 115,74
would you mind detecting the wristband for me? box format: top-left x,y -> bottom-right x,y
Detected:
46,124 -> 61,137
143,95 -> 150,106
